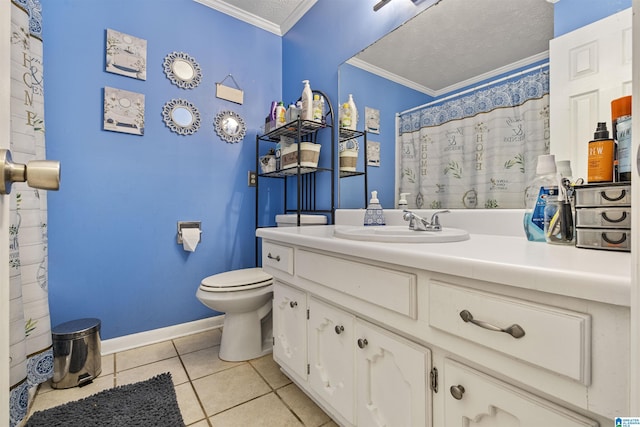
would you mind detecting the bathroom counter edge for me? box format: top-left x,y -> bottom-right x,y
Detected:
256,225 -> 630,307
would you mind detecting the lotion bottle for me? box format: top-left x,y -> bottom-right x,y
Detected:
347,94 -> 358,130
301,80 -> 313,121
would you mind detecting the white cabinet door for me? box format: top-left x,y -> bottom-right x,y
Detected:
273,282 -> 307,380
308,297 -> 356,425
443,359 -> 598,427
355,319 -> 431,427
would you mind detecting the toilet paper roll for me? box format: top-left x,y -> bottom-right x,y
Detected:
181,228 -> 201,252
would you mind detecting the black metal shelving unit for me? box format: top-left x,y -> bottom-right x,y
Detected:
338,127 -> 368,208
255,90 -> 335,264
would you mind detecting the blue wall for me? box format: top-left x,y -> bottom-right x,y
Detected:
42,0 -> 282,339
554,0 -> 631,36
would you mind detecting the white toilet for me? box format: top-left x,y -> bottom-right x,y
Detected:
196,268 -> 273,362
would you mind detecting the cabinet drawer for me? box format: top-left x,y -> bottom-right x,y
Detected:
262,241 -> 294,275
574,183 -> 631,207
444,359 -> 597,427
575,207 -> 631,228
576,228 -> 631,252
297,250 -> 417,318
429,281 -> 591,384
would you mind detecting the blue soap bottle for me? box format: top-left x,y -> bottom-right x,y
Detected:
364,191 -> 385,226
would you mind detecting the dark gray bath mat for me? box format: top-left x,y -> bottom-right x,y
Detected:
25,373 -> 185,427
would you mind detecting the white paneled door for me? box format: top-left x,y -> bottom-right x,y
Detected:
1,0 -> 11,418
550,8 -> 632,183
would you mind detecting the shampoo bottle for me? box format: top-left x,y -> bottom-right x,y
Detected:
611,96 -> 632,182
339,102 -> 352,129
587,122 -> 615,183
312,94 -> 325,123
523,154 -> 558,242
275,102 -> 286,127
301,80 -> 313,121
364,191 -> 385,226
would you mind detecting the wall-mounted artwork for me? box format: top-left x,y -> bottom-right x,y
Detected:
103,87 -> 145,135
367,141 -> 381,166
365,107 -> 380,134
106,29 -> 147,80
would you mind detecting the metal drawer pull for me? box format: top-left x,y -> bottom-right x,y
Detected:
267,253 -> 281,262
601,211 -> 627,223
602,232 -> 627,245
600,189 -> 626,202
459,309 -> 525,339
450,385 -> 465,400
335,325 -> 344,334
357,338 -> 368,348
289,301 -> 297,308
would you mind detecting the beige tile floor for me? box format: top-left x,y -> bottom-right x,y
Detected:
28,329 -> 338,427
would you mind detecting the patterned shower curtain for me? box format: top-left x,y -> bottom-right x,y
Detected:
9,1 -> 53,426
398,67 -> 550,209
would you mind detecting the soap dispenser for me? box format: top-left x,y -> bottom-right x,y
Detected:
364,191 -> 385,226
398,193 -> 410,208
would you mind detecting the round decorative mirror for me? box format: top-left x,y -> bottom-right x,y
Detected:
162,99 -> 201,135
163,52 -> 202,89
214,111 -> 246,143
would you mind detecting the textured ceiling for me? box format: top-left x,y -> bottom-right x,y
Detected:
351,0 -> 554,95
196,0 -> 554,95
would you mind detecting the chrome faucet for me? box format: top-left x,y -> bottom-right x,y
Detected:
402,209 -> 450,231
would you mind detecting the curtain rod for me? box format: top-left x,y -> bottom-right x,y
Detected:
399,62 -> 549,116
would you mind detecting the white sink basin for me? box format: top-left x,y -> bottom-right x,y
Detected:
333,225 -> 470,243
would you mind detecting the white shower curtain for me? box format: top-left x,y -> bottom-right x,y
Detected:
9,1 -> 53,425
398,67 -> 550,209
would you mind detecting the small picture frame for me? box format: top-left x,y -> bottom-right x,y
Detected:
103,87 -> 145,135
367,141 -> 381,166
105,29 -> 147,80
365,107 -> 380,134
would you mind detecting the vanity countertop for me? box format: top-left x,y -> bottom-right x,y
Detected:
256,224 -> 631,307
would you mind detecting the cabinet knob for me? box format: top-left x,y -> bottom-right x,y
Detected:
357,338 -> 368,349
450,385 -> 465,400
334,325 -> 344,334
289,301 -> 297,308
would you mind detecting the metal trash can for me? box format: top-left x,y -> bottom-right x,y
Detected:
51,318 -> 102,389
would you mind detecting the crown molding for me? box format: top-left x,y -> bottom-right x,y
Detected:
432,51 -> 550,97
347,51 -> 549,98
346,57 -> 436,96
194,0 -> 317,36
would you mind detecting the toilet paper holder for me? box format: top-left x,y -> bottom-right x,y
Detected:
177,221 -> 201,244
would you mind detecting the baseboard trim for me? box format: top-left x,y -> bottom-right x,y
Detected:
101,315 -> 225,355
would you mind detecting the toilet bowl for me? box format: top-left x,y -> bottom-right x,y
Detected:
196,268 -> 273,362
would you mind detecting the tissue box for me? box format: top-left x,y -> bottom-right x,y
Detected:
281,143 -> 321,169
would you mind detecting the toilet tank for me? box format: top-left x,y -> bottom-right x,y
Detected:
276,214 -> 327,227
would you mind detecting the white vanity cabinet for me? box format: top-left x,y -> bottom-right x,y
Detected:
274,281 -> 432,427
443,359 -> 597,427
259,227 -> 629,426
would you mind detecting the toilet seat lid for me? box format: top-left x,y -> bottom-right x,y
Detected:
200,268 -> 273,292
